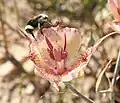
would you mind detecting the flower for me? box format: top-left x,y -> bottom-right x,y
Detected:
28,24 -> 92,91
108,0 -> 120,22
108,0 -> 120,32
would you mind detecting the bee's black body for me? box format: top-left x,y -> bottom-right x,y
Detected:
25,14 -> 50,40
27,19 -> 38,29
27,15 -> 48,28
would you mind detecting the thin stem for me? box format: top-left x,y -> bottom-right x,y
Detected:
96,59 -> 112,92
111,49 -> 120,86
64,82 -> 95,103
110,49 -> 120,103
0,0 -> 9,55
14,0 -> 20,24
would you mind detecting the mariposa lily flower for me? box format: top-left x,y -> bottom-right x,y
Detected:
28,24 -> 93,91
108,0 -> 120,32
108,0 -> 120,22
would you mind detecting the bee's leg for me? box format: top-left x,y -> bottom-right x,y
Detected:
38,23 -> 44,35
47,21 -> 53,26
37,23 -> 42,34
26,28 -> 37,41
40,29 -> 43,35
39,28 -> 44,36
31,32 -> 37,41
38,23 -> 41,29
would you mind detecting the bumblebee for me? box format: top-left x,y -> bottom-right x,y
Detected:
25,14 -> 51,40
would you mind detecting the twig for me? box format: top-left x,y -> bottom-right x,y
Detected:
111,49 -> 120,103
64,82 -> 95,103
99,88 -> 112,93
93,32 -> 118,49
7,54 -> 27,74
0,0 -> 9,55
84,32 -> 119,74
111,49 -> 120,87
13,0 -> 20,24
96,59 -> 112,92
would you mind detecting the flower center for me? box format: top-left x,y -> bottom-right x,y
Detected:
45,34 -> 68,75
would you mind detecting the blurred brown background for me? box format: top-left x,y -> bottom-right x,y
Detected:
0,0 -> 120,103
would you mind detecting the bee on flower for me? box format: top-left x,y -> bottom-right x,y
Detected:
20,13 -> 118,91
26,20 -> 93,90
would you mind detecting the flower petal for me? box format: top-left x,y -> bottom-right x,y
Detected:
34,67 -> 60,91
65,28 -> 81,67
108,0 -> 120,21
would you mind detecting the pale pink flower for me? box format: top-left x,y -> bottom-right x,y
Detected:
108,0 -> 120,32
108,0 -> 120,22
28,24 -> 92,91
